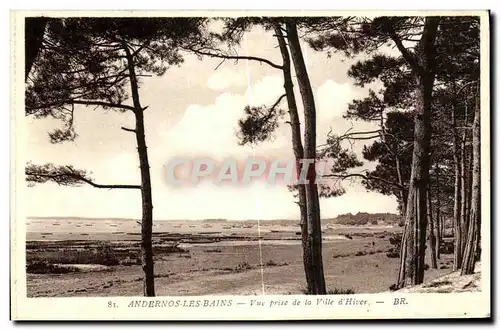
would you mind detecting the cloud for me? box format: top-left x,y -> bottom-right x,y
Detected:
245,75 -> 283,106
164,74 -> 288,159
316,80 -> 357,119
207,68 -> 248,91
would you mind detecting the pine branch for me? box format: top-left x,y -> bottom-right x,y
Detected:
186,47 -> 283,70
28,99 -> 136,112
26,164 -> 141,190
322,172 -> 403,189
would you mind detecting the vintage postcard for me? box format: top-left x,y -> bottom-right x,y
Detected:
11,10 -> 491,320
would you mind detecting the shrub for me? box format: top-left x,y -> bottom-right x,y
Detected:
439,241 -> 454,254
29,244 -> 120,266
386,250 -> 399,258
204,248 -> 222,253
154,243 -> 188,254
27,261 -> 80,274
235,262 -> 252,272
389,284 -> 398,291
120,256 -> 141,266
301,287 -> 355,295
328,288 -> 355,294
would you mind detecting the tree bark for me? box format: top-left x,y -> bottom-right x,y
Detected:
396,157 -> 408,221
396,17 -> 439,288
461,94 -> 480,275
452,108 -> 463,270
435,164 -> 442,259
274,25 -> 313,291
286,20 -> 326,294
427,188 -> 438,269
124,44 -> 155,296
459,127 -> 468,256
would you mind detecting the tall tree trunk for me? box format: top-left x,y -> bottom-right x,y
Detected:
274,26 -> 312,291
25,17 -> 50,80
427,189 -> 438,269
395,157 -> 407,220
396,17 -> 439,288
466,141 -> 473,225
440,215 -> 444,244
435,164 -> 442,259
461,94 -> 480,275
452,108 -> 463,270
124,45 -> 155,296
286,21 -> 326,294
459,127 -> 468,256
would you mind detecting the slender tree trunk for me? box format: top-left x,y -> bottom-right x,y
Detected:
452,108 -> 463,270
397,17 -> 439,288
466,142 -> 473,225
395,157 -> 407,219
440,215 -> 444,243
274,26 -> 312,291
460,128 -> 468,256
461,94 -> 480,275
435,165 -> 442,259
124,45 -> 155,296
286,21 -> 326,294
427,188 -> 438,269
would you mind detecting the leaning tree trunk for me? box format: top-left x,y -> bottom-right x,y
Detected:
461,94 -> 480,275
286,21 -> 326,294
452,108 -> 463,270
427,189 -> 438,269
274,25 -> 313,291
125,45 -> 155,296
397,17 -> 439,288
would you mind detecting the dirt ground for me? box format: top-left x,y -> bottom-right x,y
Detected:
26,218 -> 457,297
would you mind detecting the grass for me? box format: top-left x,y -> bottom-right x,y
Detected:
26,241 -> 190,273
28,243 -> 121,267
26,261 -> 80,274
301,287 -> 356,295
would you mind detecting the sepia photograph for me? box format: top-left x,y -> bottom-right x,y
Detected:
11,10 -> 490,320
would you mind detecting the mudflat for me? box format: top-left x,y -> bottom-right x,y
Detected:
26,218 -> 455,297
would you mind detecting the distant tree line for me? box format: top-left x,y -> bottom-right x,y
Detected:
330,212 -> 401,226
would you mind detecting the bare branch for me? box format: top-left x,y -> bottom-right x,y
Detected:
71,100 -> 136,111
186,47 -> 283,70
121,126 -> 136,133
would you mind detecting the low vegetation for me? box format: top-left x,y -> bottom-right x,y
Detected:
302,287 -> 355,295
26,241 -> 189,274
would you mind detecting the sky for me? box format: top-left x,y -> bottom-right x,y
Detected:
25,24 -> 399,220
